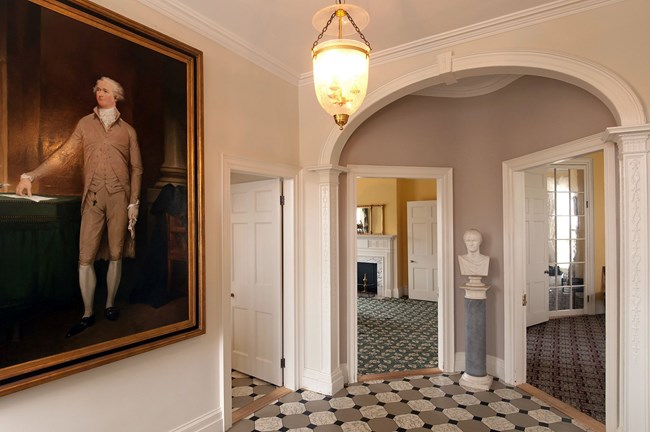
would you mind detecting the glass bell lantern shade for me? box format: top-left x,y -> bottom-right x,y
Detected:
312,39 -> 369,130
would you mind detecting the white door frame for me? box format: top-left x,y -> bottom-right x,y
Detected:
502,133 -> 618,428
221,155 -> 299,430
346,165 -> 454,382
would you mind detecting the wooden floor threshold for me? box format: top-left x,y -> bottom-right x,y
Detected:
356,367 -> 443,383
232,387 -> 292,424
517,383 -> 605,432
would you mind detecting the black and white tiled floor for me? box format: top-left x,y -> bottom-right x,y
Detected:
229,373 -> 590,432
232,370 -> 279,413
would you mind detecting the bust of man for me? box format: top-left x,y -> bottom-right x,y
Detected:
458,229 -> 489,277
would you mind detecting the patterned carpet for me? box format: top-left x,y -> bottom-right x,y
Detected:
527,314 -> 605,423
357,297 -> 438,376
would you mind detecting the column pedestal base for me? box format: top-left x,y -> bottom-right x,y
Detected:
460,372 -> 493,391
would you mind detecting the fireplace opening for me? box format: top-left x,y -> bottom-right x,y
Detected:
357,262 -> 378,295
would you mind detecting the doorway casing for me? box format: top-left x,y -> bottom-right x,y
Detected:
345,165 -> 454,382
502,133 -> 618,428
221,155 -> 299,431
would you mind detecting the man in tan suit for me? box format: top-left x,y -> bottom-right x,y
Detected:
16,76 -> 143,337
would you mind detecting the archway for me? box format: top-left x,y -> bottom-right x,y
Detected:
320,50 -> 645,166
323,49 -> 646,429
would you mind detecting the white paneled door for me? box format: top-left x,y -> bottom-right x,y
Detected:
407,200 -> 438,301
231,179 -> 283,386
525,170 -> 550,327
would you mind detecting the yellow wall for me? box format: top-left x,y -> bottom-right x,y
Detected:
356,178 -> 398,235
356,178 -> 437,291
396,179 -> 437,289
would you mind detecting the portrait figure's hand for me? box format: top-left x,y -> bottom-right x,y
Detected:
127,202 -> 139,239
16,177 -> 33,196
128,204 -> 139,223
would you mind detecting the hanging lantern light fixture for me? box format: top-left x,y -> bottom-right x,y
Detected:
311,1 -> 372,130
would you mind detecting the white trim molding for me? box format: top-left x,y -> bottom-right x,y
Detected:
603,125 -> 650,432
345,165 -> 454,383
220,155 -> 299,429
137,0 -> 621,87
502,133 -> 620,430
169,409 -> 222,432
134,0 -> 300,85
413,75 -> 522,99
320,50 -> 646,166
300,165 -> 347,396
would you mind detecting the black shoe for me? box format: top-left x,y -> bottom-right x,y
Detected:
105,307 -> 119,321
66,315 -> 95,338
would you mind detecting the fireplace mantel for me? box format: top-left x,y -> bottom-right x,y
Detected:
357,235 -> 397,298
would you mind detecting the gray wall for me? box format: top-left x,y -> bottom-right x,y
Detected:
338,75 -> 615,363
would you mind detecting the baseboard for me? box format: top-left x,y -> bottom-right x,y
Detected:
169,409 -> 223,432
454,352 -> 504,380
302,367 -> 345,396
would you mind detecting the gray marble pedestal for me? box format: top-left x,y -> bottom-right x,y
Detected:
459,284 -> 493,390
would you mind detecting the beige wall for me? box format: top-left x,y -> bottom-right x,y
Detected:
0,1 -> 299,431
340,76 -> 615,358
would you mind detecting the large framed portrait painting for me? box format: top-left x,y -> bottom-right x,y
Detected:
0,0 -> 204,395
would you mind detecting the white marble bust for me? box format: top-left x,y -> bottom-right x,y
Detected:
458,229 -> 489,277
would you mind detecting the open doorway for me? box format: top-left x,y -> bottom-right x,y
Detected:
354,178 -> 439,377
221,156 -> 297,430
503,136 -> 617,430
524,152 -> 606,423
345,165 -> 454,383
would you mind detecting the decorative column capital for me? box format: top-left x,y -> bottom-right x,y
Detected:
603,124 -> 650,154
307,164 -> 348,184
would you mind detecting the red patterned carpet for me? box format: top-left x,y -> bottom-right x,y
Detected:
527,314 -> 606,423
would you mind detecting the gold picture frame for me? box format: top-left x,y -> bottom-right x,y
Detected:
0,0 -> 204,396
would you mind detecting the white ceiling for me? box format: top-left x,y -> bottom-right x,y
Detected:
139,0 -> 577,81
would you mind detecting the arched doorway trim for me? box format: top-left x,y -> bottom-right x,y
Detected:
320,49 -> 646,165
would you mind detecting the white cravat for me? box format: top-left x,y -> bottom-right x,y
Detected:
98,107 -> 118,129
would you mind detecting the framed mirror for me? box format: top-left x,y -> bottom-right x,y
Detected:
356,205 -> 384,235
357,206 -> 371,234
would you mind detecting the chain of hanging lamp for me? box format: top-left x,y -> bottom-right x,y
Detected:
311,1 -> 372,53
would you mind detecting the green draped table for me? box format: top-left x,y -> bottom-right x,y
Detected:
0,195 -> 81,321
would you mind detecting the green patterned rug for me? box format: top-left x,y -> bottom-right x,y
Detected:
357,297 -> 438,375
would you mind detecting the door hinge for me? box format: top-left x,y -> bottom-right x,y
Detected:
280,195 -> 285,206
280,358 -> 286,369
522,294 -> 527,306
587,295 -> 590,303
586,200 -> 589,208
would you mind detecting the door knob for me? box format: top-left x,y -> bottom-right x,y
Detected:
410,260 -> 415,263
230,293 -> 235,298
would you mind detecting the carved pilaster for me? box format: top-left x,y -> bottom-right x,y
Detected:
302,165 -> 347,395
604,125 -> 650,432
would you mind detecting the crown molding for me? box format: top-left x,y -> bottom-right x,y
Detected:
412,75 -> 522,98
134,0 -> 621,88
299,0 -> 623,85
372,0 -> 623,68
134,0 -> 300,85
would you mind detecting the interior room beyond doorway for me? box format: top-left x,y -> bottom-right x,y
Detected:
355,177 -> 439,377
